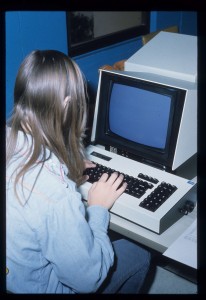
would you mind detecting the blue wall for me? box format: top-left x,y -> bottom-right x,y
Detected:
6,11 -> 197,119
6,11 -> 68,119
151,11 -> 197,36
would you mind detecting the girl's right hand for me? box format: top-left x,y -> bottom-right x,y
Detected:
87,172 -> 127,210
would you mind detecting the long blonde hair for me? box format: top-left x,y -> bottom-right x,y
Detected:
6,50 -> 88,198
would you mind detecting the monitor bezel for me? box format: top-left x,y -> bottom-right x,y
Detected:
94,71 -> 186,170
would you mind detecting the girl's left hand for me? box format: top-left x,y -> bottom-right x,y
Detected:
80,160 -> 96,184
84,159 -> 96,170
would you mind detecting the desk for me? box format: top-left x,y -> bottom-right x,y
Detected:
109,185 -> 197,285
109,205 -> 196,254
109,182 -> 197,254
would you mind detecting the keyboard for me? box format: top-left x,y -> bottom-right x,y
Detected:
84,163 -> 178,213
79,145 -> 196,234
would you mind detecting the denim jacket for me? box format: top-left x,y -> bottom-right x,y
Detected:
6,128 -> 114,293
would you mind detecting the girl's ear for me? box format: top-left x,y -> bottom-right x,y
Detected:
64,96 -> 71,108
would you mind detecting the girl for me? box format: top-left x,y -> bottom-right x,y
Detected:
6,50 -> 150,294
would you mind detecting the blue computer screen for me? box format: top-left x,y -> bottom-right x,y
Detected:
109,83 -> 171,149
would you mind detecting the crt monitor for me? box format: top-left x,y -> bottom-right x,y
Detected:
91,69 -> 197,171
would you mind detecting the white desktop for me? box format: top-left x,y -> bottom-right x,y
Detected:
79,32 -> 197,255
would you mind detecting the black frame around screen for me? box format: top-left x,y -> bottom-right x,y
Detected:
94,71 -> 186,170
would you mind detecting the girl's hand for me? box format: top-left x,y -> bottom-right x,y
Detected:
84,159 -> 96,170
81,160 -> 96,184
88,172 -> 127,210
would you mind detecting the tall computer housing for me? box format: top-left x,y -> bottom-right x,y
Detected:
122,31 -> 197,172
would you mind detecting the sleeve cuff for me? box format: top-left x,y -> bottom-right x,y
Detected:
86,205 -> 110,230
